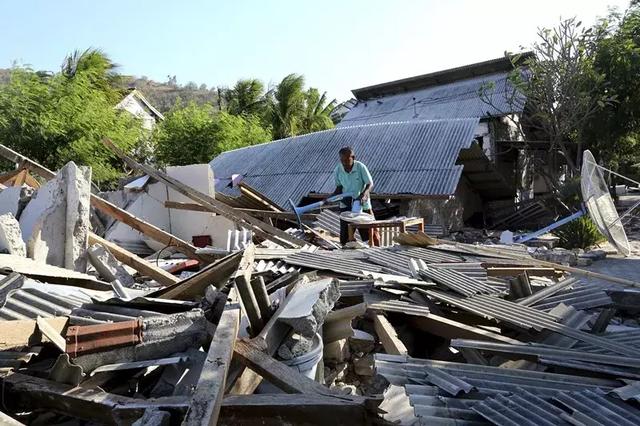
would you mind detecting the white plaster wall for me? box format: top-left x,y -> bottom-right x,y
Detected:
116,94 -> 156,130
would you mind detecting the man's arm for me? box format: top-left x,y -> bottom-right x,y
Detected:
332,185 -> 343,196
358,163 -> 374,202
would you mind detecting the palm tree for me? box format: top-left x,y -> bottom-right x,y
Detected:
61,48 -> 121,96
225,79 -> 267,116
299,88 -> 336,134
269,73 -> 306,139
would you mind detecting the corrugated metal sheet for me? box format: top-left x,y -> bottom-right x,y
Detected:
210,120 -> 482,209
418,267 -> 500,297
339,72 -> 524,126
571,330 -> 640,355
530,283 -> 612,311
426,291 -> 638,357
554,389 -> 640,426
516,277 -> 581,306
338,279 -> 374,297
367,299 -> 431,317
394,247 -> 466,264
284,251 -> 384,277
451,339 -> 640,369
375,354 -> 620,396
472,388 -> 568,426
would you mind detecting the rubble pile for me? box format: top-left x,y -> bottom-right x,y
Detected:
1,141 -> 640,426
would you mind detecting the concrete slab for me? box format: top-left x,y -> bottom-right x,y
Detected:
0,213 -> 26,256
87,243 -> 136,287
278,278 -> 340,338
19,162 -> 91,271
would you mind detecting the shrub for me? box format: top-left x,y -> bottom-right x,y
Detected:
553,216 -> 605,249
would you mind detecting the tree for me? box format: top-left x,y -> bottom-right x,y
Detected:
269,73 -> 306,139
225,78 -> 267,117
581,3 -> 640,182
299,88 -> 336,134
61,48 -> 122,102
153,102 -> 271,166
0,55 -> 144,186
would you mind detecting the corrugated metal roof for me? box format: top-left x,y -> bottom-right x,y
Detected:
472,388 -> 568,426
210,120 -> 480,209
554,389 -> 640,426
339,71 -> 524,126
426,291 -> 638,357
530,283 -> 612,312
375,354 -> 620,396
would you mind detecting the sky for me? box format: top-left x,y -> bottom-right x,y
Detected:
0,0 -> 630,102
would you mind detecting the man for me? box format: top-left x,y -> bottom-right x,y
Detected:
332,147 -> 379,246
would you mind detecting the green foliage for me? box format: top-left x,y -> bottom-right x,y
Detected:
299,88 -> 336,134
553,216 -> 605,249
269,73 -> 306,139
154,103 -> 271,166
581,4 -> 640,182
0,61 -> 143,186
225,79 -> 267,117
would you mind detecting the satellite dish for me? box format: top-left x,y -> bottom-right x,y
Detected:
512,150 -> 631,256
581,150 -> 631,256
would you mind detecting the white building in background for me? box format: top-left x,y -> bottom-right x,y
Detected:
115,88 -> 165,130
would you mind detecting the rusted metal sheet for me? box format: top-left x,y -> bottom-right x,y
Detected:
65,319 -> 143,357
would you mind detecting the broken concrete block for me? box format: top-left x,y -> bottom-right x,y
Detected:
0,186 -> 33,218
278,278 -> 340,338
349,329 -> 376,353
324,338 -> 350,363
353,354 -> 375,376
19,162 -> 91,272
277,333 -> 313,360
0,214 -> 26,256
87,243 -> 135,287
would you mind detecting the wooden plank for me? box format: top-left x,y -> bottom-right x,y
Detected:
90,196 -> 209,263
164,201 -> 319,221
485,266 -> 559,277
372,314 -> 408,356
220,394 -> 366,426
36,316 -> 66,352
0,254 -> 111,290
408,312 -> 523,345
238,182 -> 283,211
151,251 -> 242,300
233,339 -> 334,396
0,371 -> 188,424
234,244 -> 263,335
0,318 -> 68,350
0,144 -> 56,180
88,233 -> 179,286
183,305 -> 240,426
102,138 -> 307,248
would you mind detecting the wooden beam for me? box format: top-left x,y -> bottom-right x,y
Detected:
220,394 -> 366,426
36,316 -> 66,352
0,317 -> 68,350
102,138 -> 307,248
90,196 -> 209,263
183,305 -> 240,426
408,312 -> 523,345
238,182 -> 283,211
485,266 -> 559,277
150,251 -> 242,300
234,244 -> 263,335
164,201 -> 318,221
0,144 -> 56,180
234,339 -> 335,396
372,314 -> 408,356
0,371 -> 188,425
88,233 -> 179,286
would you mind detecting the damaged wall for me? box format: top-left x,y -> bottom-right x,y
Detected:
401,178 -> 483,232
106,164 -> 237,250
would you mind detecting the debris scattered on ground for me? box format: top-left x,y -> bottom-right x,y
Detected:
1,143 -> 640,425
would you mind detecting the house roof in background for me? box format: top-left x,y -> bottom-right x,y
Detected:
210,119 -> 485,209
338,53 -> 532,127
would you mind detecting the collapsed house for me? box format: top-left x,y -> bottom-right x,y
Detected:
210,54 -> 550,233
1,140 -> 640,425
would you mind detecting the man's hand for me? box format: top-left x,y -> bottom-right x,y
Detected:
359,190 -> 370,203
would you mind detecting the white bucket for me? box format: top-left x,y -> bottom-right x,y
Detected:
256,333 -> 323,393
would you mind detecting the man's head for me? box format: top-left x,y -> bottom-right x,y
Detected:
339,146 -> 355,169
